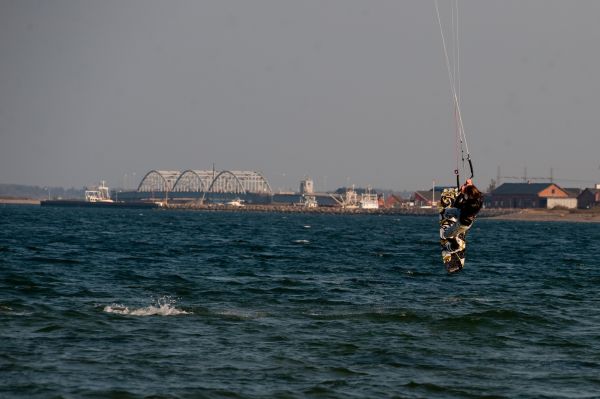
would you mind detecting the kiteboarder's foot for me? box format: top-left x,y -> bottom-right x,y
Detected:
442,251 -> 452,263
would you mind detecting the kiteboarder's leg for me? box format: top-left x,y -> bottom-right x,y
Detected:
441,207 -> 460,222
443,223 -> 470,253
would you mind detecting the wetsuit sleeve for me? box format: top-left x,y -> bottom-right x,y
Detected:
453,193 -> 466,209
458,196 -> 483,226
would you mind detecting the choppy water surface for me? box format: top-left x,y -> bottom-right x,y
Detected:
1,206 -> 599,398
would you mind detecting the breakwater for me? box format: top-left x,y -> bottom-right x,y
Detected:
166,202 -> 514,217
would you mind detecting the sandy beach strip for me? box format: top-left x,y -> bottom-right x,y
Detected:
489,208 -> 600,223
0,198 -> 41,205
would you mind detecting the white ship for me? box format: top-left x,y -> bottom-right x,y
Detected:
330,185 -> 379,209
298,194 -> 318,208
359,192 -> 379,209
41,180 -> 161,209
225,198 -> 245,207
84,181 -> 114,203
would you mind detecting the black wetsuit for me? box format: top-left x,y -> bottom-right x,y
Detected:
454,193 -> 483,226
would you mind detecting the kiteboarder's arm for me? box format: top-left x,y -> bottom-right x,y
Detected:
458,196 -> 483,226
453,192 -> 466,209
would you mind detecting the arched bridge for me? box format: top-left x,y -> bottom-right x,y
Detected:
137,169 -> 272,195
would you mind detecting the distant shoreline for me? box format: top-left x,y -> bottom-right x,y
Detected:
4,199 -> 599,223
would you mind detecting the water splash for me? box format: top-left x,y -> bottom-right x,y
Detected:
103,296 -> 190,316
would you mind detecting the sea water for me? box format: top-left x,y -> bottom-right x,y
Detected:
1,206 -> 599,398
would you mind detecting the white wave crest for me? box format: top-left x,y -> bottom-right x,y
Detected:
0,304 -> 12,312
0,304 -> 32,316
103,297 -> 190,316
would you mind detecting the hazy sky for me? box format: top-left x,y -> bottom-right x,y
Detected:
2,0 -> 600,191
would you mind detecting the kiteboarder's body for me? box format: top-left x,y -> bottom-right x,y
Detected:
442,179 -> 483,254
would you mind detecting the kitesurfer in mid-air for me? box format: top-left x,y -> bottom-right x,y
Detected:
442,179 -> 483,254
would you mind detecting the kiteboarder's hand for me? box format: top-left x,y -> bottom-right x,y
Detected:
460,178 -> 473,193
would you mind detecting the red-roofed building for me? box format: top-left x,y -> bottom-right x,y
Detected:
412,190 -> 437,208
385,194 -> 410,208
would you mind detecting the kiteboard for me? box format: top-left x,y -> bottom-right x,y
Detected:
439,188 -> 466,274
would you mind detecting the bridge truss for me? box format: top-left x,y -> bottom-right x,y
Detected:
137,169 -> 272,196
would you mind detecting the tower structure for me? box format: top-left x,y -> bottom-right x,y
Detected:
299,177 -> 314,195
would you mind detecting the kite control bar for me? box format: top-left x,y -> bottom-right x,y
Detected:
455,157 -> 474,190
468,157 -> 474,179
